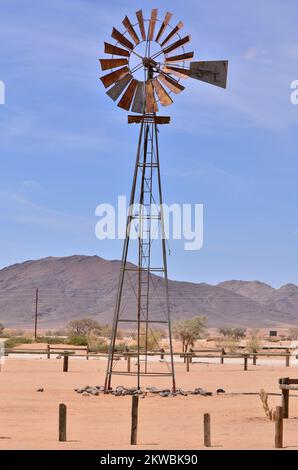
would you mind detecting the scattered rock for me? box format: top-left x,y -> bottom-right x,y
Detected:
217,388 -> 226,394
37,388 -> 44,393
75,384 -> 213,398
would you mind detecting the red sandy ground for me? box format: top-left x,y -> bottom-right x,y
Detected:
0,357 -> 298,450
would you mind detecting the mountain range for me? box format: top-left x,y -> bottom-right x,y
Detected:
0,255 -> 297,328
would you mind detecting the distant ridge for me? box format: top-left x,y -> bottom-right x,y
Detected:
0,255 -> 297,328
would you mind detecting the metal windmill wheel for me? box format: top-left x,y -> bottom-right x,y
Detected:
99,9 -> 228,113
99,9 -> 228,393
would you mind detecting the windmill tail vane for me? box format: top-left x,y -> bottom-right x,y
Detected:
98,8 -> 228,392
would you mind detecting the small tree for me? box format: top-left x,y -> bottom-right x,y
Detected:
140,328 -> 162,351
100,324 -> 123,340
173,316 -> 207,352
246,328 -> 261,352
66,318 -> 101,337
288,327 -> 298,340
218,327 -> 246,339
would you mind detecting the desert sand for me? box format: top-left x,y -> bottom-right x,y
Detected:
0,356 -> 298,450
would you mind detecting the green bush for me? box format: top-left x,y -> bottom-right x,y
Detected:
5,337 -> 33,349
36,336 -> 65,345
88,338 -> 109,353
67,335 -> 88,346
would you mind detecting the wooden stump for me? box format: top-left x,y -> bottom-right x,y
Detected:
203,413 -> 211,447
274,406 -> 283,448
63,355 -> 69,372
244,355 -> 248,371
130,395 -> 139,445
59,404 -> 67,442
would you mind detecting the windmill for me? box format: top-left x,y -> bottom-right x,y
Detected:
99,8 -> 228,393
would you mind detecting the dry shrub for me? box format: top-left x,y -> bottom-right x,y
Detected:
259,389 -> 273,420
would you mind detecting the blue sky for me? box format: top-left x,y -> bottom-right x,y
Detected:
0,0 -> 297,287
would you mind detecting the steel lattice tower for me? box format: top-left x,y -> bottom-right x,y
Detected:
99,8 -> 228,392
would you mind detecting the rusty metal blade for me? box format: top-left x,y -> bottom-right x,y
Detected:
99,58 -> 129,71
158,74 -> 185,94
165,52 -> 194,63
106,74 -> 132,101
163,66 -> 191,79
160,21 -> 183,47
122,16 -> 140,45
100,66 -> 130,89
190,61 -> 229,88
136,10 -> 146,41
131,81 -> 146,114
163,35 -> 191,55
118,79 -> 139,110
152,79 -> 173,106
111,27 -> 134,50
148,9 -> 158,41
146,81 -> 158,113
155,12 -> 172,43
104,42 -> 130,57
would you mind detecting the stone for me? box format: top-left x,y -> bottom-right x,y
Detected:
217,388 -> 225,394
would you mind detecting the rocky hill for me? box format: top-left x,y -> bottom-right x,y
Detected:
0,256 -> 296,328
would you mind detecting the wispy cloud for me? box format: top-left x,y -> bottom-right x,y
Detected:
0,186 -> 91,234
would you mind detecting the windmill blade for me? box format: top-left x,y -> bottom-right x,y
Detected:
104,42 -> 130,57
148,9 -> 158,41
160,21 -> 184,47
158,74 -> 185,94
152,79 -> 173,106
136,10 -> 146,41
131,81 -> 146,114
155,12 -> 173,43
122,16 -> 140,45
163,66 -> 191,79
111,27 -> 134,51
163,35 -> 191,55
100,66 -> 130,89
190,61 -> 228,88
106,74 -> 133,101
165,52 -> 194,63
118,79 -> 139,110
146,81 -> 158,113
99,58 -> 129,71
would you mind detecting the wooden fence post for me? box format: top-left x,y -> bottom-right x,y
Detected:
203,413 -> 211,447
286,350 -> 290,367
244,354 -> 248,371
63,354 -> 69,372
220,348 -> 225,365
59,403 -> 67,442
127,355 -> 131,373
130,395 -> 139,445
274,406 -> 283,449
47,344 -> 50,359
186,355 -> 190,372
86,346 -> 89,360
253,349 -> 257,366
281,377 -> 290,418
